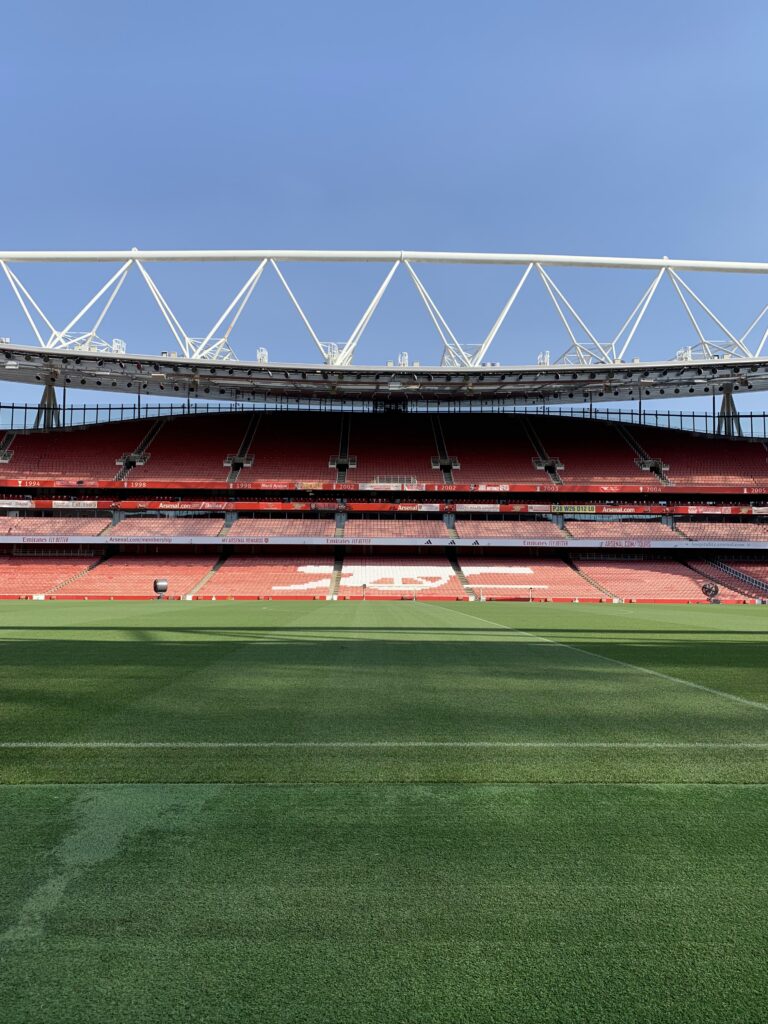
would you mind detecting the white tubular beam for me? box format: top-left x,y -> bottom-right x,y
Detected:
668,269 -> 753,357
196,260 -> 268,360
471,263 -> 534,366
134,261 -> 191,356
269,259 -> 328,361
4,250 -> 768,274
403,261 -> 472,367
52,260 -> 133,345
336,261 -> 399,366
666,270 -> 710,349
0,262 -> 54,346
536,265 -> 610,364
614,269 -> 665,362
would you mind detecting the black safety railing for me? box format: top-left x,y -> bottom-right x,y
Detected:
0,399 -> 767,438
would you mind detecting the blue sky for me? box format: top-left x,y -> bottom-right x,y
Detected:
2,0 -> 768,404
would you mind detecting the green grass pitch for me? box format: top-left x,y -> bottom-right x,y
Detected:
1,600 -> 767,1022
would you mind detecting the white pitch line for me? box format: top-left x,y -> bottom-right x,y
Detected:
1,741 -> 767,750
441,605 -> 768,714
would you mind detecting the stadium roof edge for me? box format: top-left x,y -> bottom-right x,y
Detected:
2,343 -> 768,406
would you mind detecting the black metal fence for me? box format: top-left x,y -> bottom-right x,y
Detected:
0,399 -> 767,438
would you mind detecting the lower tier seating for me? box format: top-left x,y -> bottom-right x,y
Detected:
56,555 -> 215,597
336,557 -> 464,598
460,558 -> 600,599
724,561 -> 768,586
686,560 -> 768,600
573,558 -> 745,601
0,556 -> 97,597
198,556 -> 335,597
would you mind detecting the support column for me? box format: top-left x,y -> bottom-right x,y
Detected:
716,386 -> 743,438
33,383 -> 61,430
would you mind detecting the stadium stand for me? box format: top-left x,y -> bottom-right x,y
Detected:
344,519 -> 448,537
724,561 -> 768,586
0,516 -> 110,535
454,519 -> 565,539
0,421 -> 147,480
56,555 -> 215,597
572,558 -> 745,601
686,560 -> 767,600
198,555 -> 335,598
630,426 -> 768,486
237,412 -> 340,485
565,520 -> 677,540
336,557 -> 465,598
228,518 -> 336,537
459,558 -> 601,599
345,414 -> 443,485
1,408 -> 768,603
0,555 -> 98,597
676,521 -> 768,542
127,414 -> 250,482
108,517 -> 225,537
530,419 -> 653,485
439,415 -> 546,485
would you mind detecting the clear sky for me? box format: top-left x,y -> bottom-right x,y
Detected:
2,0 -> 768,405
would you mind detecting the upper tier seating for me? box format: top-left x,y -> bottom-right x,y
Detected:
441,415 -> 546,485
530,418 -> 652,485
237,413 -> 341,485
1,421 -> 147,480
228,518 -> 336,537
336,557 -> 464,598
198,555 -> 335,597
56,555 -> 215,597
459,558 -> 601,599
344,519 -> 448,538
573,558 -> 745,600
630,426 -> 768,486
0,555 -> 97,597
4,412 -> 768,490
565,520 -> 676,540
0,516 -> 110,536
676,521 -> 768,542
108,517 -> 224,537
345,415 -> 443,486
454,519 -> 565,539
128,414 -> 250,482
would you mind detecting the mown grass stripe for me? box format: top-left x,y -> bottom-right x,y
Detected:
2,741 -> 768,749
443,604 -> 768,712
